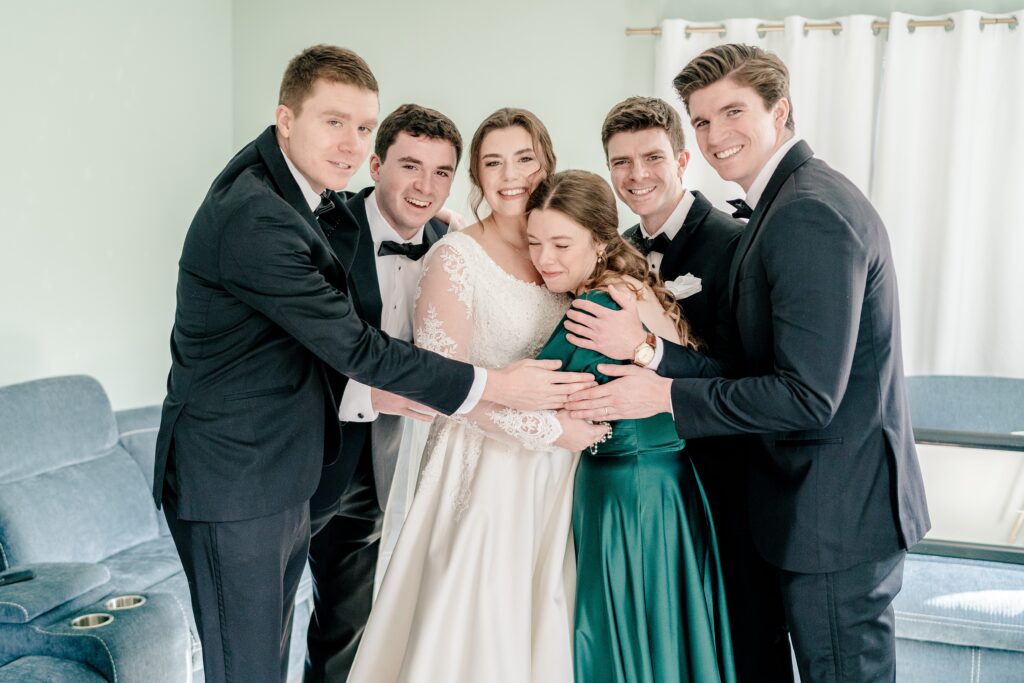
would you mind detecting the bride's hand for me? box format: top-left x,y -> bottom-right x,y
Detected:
553,410 -> 611,452
483,359 -> 596,410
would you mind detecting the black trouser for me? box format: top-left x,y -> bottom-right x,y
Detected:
781,549 -> 906,683
304,449 -> 382,683
691,442 -> 794,683
163,491 -> 309,683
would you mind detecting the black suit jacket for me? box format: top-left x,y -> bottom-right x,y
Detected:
624,190 -> 743,375
155,126 -> 474,522
662,141 -> 930,573
310,187 -> 448,515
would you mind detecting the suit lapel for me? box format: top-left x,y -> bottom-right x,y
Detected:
728,140 -> 815,304
344,188 -> 384,328
660,191 -> 711,278
254,126 -> 348,274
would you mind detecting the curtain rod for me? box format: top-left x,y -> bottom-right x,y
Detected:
625,16 -> 1018,36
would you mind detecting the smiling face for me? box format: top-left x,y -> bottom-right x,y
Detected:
370,131 -> 457,237
275,79 -> 379,193
527,208 -> 603,294
477,126 -> 545,218
687,76 -> 790,192
606,128 -> 689,233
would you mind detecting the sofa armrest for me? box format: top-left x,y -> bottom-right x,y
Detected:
0,564 -> 110,624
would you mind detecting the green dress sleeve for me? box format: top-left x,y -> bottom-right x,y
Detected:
535,290 -> 628,383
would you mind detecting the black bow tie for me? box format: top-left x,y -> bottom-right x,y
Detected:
314,191 -> 335,218
631,231 -> 672,257
378,240 -> 431,261
727,198 -> 754,220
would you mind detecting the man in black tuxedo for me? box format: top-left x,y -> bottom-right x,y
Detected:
155,46 -> 599,683
599,95 -> 792,682
563,45 -> 930,682
303,103 -> 463,681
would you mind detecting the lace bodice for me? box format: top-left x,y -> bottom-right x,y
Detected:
414,231 -> 570,450
416,231 -> 568,367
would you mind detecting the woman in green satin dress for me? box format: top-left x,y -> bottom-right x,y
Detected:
525,171 -> 736,683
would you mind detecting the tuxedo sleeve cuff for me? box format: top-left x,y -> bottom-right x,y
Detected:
339,381 -> 377,422
454,368 -> 487,414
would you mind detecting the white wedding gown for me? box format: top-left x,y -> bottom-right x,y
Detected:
347,231 -> 579,683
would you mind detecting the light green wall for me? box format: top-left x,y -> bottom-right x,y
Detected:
0,1 -> 232,408
2,1 -> 1018,408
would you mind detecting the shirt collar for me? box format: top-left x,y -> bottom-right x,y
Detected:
365,190 -> 426,245
280,147 -> 322,213
640,188 -> 694,240
745,135 -> 803,211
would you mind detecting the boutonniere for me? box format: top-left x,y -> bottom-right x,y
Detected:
664,273 -> 702,300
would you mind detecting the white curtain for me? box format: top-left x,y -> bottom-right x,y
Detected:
654,11 -> 1024,378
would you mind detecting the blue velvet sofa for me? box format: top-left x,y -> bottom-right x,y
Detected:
0,375 -> 314,682
894,375 -> 1024,681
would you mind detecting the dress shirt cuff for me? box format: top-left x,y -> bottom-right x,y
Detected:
338,380 -> 378,422
648,337 -> 665,372
648,339 -> 674,419
454,368 -> 487,414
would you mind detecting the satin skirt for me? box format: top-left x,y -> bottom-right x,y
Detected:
573,449 -> 736,683
348,419 -> 580,682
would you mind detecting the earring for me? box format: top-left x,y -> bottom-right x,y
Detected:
596,251 -> 606,267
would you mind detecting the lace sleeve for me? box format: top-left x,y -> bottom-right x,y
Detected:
414,242 -> 563,451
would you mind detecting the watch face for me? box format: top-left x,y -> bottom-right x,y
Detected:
636,344 -> 655,365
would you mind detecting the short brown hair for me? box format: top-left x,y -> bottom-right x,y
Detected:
467,108 -> 556,225
526,171 -> 696,348
673,44 -> 795,131
601,97 -> 686,156
279,44 -> 378,115
374,104 -> 463,165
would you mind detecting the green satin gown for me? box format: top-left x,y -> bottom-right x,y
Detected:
536,290 -> 736,683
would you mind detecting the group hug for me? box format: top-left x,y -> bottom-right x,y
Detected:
154,41 -> 931,683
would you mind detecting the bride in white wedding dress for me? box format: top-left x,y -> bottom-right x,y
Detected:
347,109 -> 608,683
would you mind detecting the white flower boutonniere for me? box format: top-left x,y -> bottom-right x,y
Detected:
664,273 -> 702,300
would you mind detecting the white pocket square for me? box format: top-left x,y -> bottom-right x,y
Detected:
664,273 -> 702,300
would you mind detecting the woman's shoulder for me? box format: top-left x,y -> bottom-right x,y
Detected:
577,288 -> 620,310
427,228 -> 484,263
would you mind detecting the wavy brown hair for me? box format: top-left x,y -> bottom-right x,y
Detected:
467,108 -> 556,225
526,170 -> 697,349
673,43 -> 795,132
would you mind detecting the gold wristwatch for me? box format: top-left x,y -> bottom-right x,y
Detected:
632,332 -> 657,368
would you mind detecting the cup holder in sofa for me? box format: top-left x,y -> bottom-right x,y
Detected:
104,595 -> 146,610
70,613 -> 114,629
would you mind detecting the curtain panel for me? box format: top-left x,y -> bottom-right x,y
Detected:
653,11 -> 1024,378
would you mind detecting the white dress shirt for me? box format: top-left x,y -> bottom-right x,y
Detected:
745,136 -> 803,211
277,150 -> 486,418
339,193 -> 431,422
638,188 -> 695,272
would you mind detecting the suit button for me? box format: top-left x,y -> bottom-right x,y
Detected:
357,412 -> 365,419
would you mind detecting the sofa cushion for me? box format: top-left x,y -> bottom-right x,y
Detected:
906,376 -> 1024,433
0,376 -> 118,482
0,563 -> 110,624
895,554 -> 1024,653
0,447 -> 159,567
0,656 -> 107,683
0,376 -> 161,568
115,406 -> 168,537
100,538 -> 183,594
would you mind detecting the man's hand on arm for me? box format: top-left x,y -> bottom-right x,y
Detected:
553,410 -> 611,451
564,284 -> 646,360
566,364 -> 673,421
370,388 -> 438,423
482,359 -> 596,411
